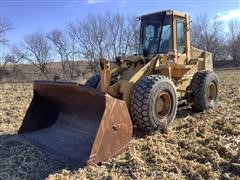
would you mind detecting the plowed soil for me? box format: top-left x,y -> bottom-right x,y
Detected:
0,70 -> 239,180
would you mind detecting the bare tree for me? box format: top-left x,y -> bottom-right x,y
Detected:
2,46 -> 26,80
106,12 -> 125,59
228,20 -> 240,66
0,18 -> 12,80
4,46 -> 24,66
0,18 -> 12,44
127,16 -> 140,55
0,46 -> 25,81
68,12 -> 140,73
191,14 -> 227,62
68,14 -> 108,73
48,29 -> 79,79
23,31 -> 52,79
106,13 -> 140,59
48,29 -> 70,77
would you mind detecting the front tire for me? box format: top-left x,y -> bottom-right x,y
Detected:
189,71 -> 220,112
131,75 -> 177,132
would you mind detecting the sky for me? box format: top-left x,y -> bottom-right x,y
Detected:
1,0 -> 240,45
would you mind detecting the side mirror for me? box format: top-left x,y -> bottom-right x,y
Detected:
136,17 -> 141,21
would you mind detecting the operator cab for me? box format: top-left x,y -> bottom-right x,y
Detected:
140,12 -> 172,55
139,10 -> 191,63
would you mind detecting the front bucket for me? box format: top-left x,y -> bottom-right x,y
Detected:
17,81 -> 132,167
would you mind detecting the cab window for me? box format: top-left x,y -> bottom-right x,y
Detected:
140,14 -> 172,55
176,19 -> 186,53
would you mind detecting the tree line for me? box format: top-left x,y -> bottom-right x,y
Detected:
0,12 -> 240,81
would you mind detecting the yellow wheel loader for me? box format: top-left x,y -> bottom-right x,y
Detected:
17,10 -> 220,167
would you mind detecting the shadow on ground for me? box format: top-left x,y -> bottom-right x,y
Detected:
0,134 -> 68,180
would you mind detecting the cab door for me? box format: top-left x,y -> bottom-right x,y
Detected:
175,17 -> 187,64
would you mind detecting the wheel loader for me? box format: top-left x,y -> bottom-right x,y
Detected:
17,10 -> 220,167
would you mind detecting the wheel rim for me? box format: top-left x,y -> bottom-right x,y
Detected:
207,81 -> 217,103
155,90 -> 172,119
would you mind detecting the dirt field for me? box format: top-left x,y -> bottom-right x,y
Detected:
0,70 -> 239,180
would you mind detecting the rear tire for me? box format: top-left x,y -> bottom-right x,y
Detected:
85,75 -> 100,89
189,71 -> 220,112
131,75 -> 177,132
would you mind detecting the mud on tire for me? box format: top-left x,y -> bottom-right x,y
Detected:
189,70 -> 220,112
131,75 -> 177,132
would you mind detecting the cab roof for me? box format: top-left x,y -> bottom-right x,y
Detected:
141,10 -> 187,18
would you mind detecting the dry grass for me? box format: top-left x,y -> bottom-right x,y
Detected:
0,70 -> 239,180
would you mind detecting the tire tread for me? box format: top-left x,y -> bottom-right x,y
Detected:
131,75 -> 176,131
